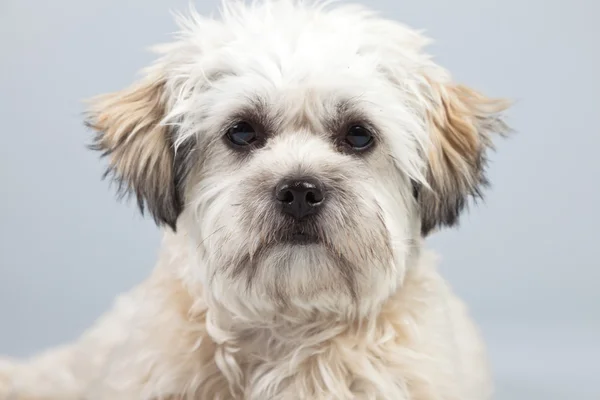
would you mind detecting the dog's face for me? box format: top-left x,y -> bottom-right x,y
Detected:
86,2 -> 509,316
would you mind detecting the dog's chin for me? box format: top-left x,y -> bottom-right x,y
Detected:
262,229 -> 330,265
273,222 -> 323,246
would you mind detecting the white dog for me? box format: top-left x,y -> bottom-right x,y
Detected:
0,1 -> 511,399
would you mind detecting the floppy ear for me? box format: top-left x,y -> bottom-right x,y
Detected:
417,81 -> 511,236
85,74 -> 183,230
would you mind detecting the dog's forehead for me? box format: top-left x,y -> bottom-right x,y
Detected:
174,2 -> 430,92
212,31 -> 380,90
166,2 -> 436,154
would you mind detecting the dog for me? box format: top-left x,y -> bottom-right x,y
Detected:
0,1 -> 511,399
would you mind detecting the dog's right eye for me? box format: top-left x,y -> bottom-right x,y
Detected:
226,122 -> 257,147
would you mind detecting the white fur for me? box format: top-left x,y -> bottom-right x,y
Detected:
0,234 -> 491,399
0,1 -> 504,399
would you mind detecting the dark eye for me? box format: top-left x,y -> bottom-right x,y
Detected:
226,121 -> 257,147
345,125 -> 374,150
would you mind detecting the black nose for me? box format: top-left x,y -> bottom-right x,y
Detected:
275,178 -> 325,220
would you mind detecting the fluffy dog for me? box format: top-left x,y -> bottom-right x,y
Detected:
0,1 -> 511,399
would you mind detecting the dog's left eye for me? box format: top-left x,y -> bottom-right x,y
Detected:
345,125 -> 374,150
226,122 -> 257,147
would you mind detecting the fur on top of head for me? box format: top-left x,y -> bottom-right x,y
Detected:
85,0 -> 509,244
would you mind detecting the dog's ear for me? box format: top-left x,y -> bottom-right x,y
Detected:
417,81 -> 511,236
85,74 -> 182,230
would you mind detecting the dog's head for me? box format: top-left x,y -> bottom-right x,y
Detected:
86,1 -> 510,316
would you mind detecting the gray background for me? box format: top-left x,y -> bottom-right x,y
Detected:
1,0 -> 598,399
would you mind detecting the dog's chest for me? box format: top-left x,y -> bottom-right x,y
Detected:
222,328 -> 413,400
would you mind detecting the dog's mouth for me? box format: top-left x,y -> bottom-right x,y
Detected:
276,221 -> 321,245
288,231 -> 319,245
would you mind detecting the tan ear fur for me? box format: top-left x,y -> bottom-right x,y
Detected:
86,77 -> 182,230
419,82 -> 511,235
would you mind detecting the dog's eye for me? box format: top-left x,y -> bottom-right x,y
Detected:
226,122 -> 257,147
345,125 -> 374,150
